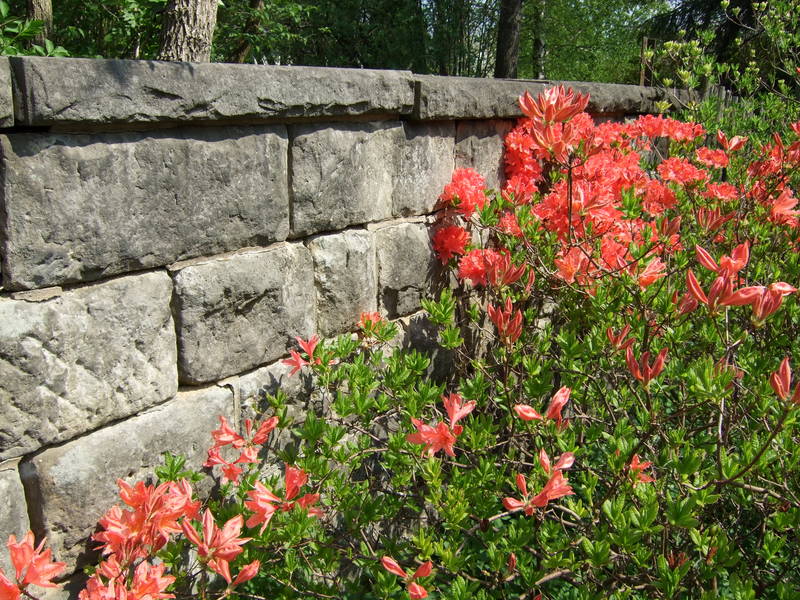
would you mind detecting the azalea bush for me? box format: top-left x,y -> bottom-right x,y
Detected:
4,84 -> 800,600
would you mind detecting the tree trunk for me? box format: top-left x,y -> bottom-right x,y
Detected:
158,0 -> 219,62
26,0 -> 52,46
530,0 -> 545,79
232,0 -> 265,63
494,0 -> 522,78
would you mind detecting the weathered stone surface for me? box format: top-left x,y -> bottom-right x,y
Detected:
393,122 -> 455,217
0,58 -> 13,127
308,229 -> 376,337
19,386 -> 233,573
396,311 -> 454,383
10,57 -> 414,126
223,359 -> 314,413
171,244 -> 315,384
413,74 -> 688,120
0,126 -> 289,290
0,462 -> 29,576
290,122 -> 401,236
374,221 -> 438,318
455,120 -> 514,190
0,272 -> 176,461
413,75 -> 546,120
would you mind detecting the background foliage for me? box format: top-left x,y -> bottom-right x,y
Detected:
0,0 -> 669,82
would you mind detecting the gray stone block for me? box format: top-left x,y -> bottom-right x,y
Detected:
19,385 -> 233,574
374,221 -> 437,318
455,120 -> 514,191
171,244 -> 315,385
393,122 -> 455,217
308,229 -> 377,337
414,75 -> 547,120
290,122 -> 401,236
413,74 -> 688,120
223,359 -> 314,413
10,57 -> 414,126
0,126 -> 289,290
0,58 -> 13,127
396,311 -> 454,384
0,272 -> 176,461
0,462 -> 30,576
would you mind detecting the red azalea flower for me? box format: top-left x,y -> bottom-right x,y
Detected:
629,454 -> 656,485
457,248 -> 502,287
657,157 -> 708,185
432,225 -> 470,263
440,168 -> 487,218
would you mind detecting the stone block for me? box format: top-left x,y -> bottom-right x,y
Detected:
0,462 -> 29,576
393,122 -> 455,217
0,58 -> 12,127
308,229 -> 377,337
171,244 -> 315,385
19,385 -> 233,574
455,120 -> 514,191
414,74 -> 547,120
396,311 -> 454,383
290,122 -> 401,236
413,74 -> 688,120
10,57 -> 414,126
0,272 -> 176,461
0,126 -> 288,290
223,360 -> 314,413
374,221 -> 437,318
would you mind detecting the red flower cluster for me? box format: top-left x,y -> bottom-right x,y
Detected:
282,335 -> 323,376
180,510 -> 254,584
514,386 -> 571,429
457,248 -> 502,287
503,449 -> 575,515
487,297 -> 523,345
0,533 -> 66,600
439,168 -> 487,218
682,241 -> 796,322
244,465 -> 323,534
629,455 -> 656,486
657,157 -> 709,185
358,311 -> 390,339
407,393 -> 476,457
625,346 -> 668,388
696,146 -> 729,168
432,225 -> 469,264
82,474 -> 259,599
381,556 -> 433,599
770,358 -> 800,404
204,415 -> 279,484
497,87 -> 768,296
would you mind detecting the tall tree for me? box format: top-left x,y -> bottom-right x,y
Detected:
427,0 -> 498,77
270,0 -> 429,72
529,0 -> 545,78
230,0 -> 264,63
26,0 -> 51,45
157,0 -> 218,62
519,0 -> 665,83
494,0 -> 522,78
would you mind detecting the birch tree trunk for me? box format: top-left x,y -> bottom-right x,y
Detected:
158,0 -> 219,62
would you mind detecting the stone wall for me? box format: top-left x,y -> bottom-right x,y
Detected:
0,56 -> 674,583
